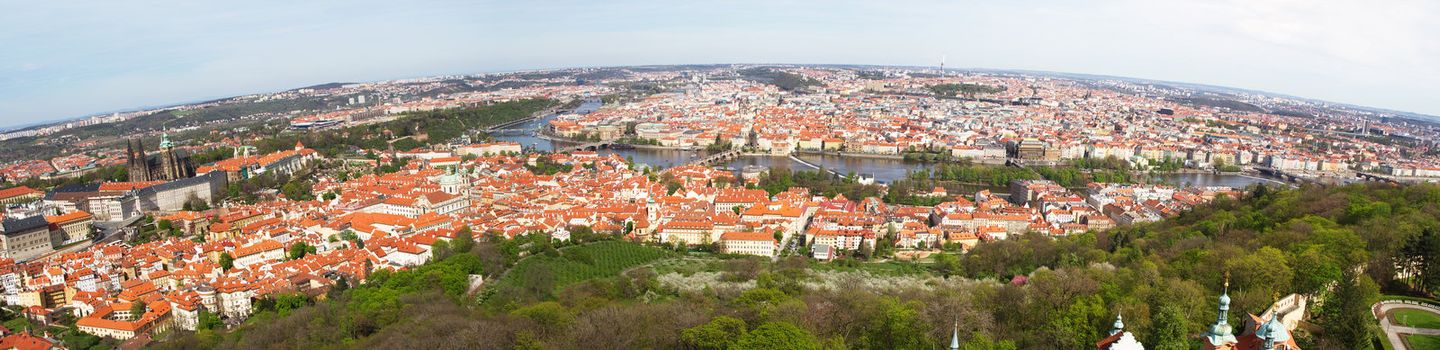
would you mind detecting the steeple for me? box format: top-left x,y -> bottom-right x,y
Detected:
160,132 -> 174,149
1110,332 -> 1145,350
1219,274 -> 1231,324
1110,314 -> 1125,336
1100,313 -> 1146,350
1254,301 -> 1292,349
950,319 -> 960,350
1255,312 -> 1278,350
126,138 -> 151,182
1204,272 -> 1237,346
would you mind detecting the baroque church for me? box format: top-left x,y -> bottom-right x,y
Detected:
126,134 -> 195,182
1094,276 -> 1300,350
1201,278 -> 1300,350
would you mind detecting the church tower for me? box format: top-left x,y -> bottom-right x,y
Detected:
1110,314 -> 1125,336
159,133 -> 181,180
949,320 -> 959,350
155,133 -> 195,180
1204,274 -> 1238,350
1097,314 -> 1144,350
1245,309 -> 1296,350
127,138 -> 152,182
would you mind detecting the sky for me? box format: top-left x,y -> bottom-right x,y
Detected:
2,0 -> 1438,128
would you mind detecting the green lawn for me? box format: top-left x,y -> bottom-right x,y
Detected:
1393,309 -> 1440,329
1404,334 -> 1440,350
494,241 -> 674,292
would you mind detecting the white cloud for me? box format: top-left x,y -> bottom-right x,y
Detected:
1,0 -> 1438,126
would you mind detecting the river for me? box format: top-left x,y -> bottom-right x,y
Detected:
491,101 -> 1278,188
492,101 -> 928,183
1144,172 -> 1284,189
493,100 -> 604,152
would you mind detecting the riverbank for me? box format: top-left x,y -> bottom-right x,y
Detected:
534,132 -> 592,144
796,150 -> 1019,165
629,144 -> 695,151
484,104 -> 568,131
796,150 -> 904,160
1144,169 -> 1216,174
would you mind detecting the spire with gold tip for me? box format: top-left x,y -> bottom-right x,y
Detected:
1204,272 -> 1237,346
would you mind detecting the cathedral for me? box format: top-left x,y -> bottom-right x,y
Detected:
127,134 -> 195,182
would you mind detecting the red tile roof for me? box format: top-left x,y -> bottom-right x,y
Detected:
0,332 -> 53,350
0,186 -> 41,200
720,231 -> 775,242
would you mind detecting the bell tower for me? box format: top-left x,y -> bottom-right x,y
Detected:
127,138 -> 152,182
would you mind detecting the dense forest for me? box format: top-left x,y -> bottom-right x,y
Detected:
152,183 -> 1440,349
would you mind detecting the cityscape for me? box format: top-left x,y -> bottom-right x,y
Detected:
3,2 -> 1440,350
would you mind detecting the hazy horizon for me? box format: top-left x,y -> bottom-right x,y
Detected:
3,0 -> 1437,129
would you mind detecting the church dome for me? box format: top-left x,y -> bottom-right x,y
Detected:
1254,313 -> 1291,343
439,166 -> 467,195
1206,321 -> 1233,338
440,172 -> 462,186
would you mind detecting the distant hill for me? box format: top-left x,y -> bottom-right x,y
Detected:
9,64 -> 1438,134
290,82 -> 354,91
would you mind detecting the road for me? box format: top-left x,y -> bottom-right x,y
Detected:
1374,301 -> 1440,349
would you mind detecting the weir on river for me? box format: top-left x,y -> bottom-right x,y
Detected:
788,155 -> 843,177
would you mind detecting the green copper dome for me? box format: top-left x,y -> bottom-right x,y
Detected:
1204,280 -> 1237,345
1254,311 -> 1291,343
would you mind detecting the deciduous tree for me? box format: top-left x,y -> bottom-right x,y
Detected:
732,322 -> 820,350
681,316 -> 747,350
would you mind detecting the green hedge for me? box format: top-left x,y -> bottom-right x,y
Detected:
1381,295 -> 1440,308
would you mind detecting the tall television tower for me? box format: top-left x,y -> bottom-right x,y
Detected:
939,54 -> 946,74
